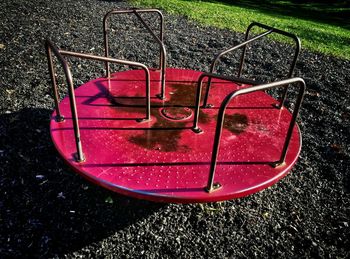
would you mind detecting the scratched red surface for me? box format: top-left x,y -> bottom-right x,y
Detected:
50,68 -> 301,203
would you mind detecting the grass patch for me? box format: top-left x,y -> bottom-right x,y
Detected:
131,0 -> 350,59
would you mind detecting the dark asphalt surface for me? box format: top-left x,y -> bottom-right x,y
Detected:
0,0 -> 349,258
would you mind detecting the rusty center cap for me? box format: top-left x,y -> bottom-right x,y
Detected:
160,107 -> 193,121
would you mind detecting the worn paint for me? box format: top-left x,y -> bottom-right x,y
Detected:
223,113 -> 249,135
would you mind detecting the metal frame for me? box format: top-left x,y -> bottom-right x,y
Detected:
45,39 -> 152,162
103,9 -> 167,99
47,10 -> 305,196
45,39 -> 85,162
204,22 -> 301,109
192,73 -> 305,192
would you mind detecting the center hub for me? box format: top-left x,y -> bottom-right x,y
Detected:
160,107 -> 193,121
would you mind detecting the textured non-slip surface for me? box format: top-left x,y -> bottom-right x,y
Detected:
51,68 -> 301,202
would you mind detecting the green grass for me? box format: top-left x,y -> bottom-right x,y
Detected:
131,0 -> 350,59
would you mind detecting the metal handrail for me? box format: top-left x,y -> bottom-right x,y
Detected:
239,22 -> 301,108
103,9 -> 167,99
59,49 -> 151,122
46,39 -> 152,162
203,29 -> 273,107
204,22 -> 301,108
45,39 -> 85,162
192,73 -> 305,192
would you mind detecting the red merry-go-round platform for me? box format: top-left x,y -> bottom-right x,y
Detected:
46,8 -> 305,203
50,68 -> 303,203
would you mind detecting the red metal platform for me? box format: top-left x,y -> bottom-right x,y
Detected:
50,68 -> 301,203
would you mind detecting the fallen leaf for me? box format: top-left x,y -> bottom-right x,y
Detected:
57,192 -> 66,199
105,196 -> 113,204
330,143 -> 342,153
262,211 -> 270,219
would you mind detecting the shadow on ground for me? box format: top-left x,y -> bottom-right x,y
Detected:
194,0 -> 350,29
0,108 -> 165,257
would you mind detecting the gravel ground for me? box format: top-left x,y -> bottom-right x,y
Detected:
1,0 -> 349,258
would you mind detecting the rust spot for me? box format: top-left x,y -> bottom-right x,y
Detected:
129,120 -> 187,152
127,84 -> 192,152
168,83 -> 212,124
223,113 -> 248,135
198,110 -> 211,124
167,83 -> 196,106
106,82 -> 213,152
129,102 -> 189,152
167,83 -> 208,106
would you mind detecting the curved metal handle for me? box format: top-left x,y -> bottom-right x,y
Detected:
239,22 -> 301,108
192,72 -> 305,192
45,39 -> 85,162
211,29 -> 273,75
58,49 -> 151,122
204,22 -> 301,108
103,9 -> 167,99
203,29 -> 273,107
46,39 -> 153,162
